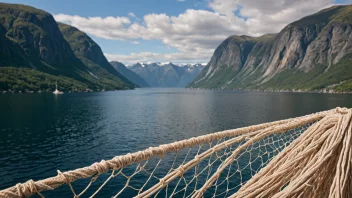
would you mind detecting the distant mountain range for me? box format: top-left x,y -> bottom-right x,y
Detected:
3,2 -> 350,92
110,61 -> 150,87
0,3 -> 204,91
0,3 -> 135,92
189,5 -> 352,92
128,62 -> 205,87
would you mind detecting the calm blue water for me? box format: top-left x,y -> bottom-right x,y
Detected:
0,88 -> 351,197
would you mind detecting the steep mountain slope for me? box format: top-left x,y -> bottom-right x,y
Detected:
110,61 -> 150,87
0,3 -> 133,91
129,62 -> 205,87
58,23 -> 135,89
189,5 -> 352,92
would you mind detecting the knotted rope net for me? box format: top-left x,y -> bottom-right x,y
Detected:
0,107 -> 351,198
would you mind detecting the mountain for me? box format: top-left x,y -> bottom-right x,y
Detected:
110,61 -> 150,87
128,62 -> 205,87
0,3 -> 134,92
178,64 -> 207,87
57,23 -> 136,88
188,5 -> 352,92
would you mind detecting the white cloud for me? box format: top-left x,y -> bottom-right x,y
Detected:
54,0 -> 339,64
209,0 -> 238,15
128,12 -> 140,21
128,12 -> 136,17
177,0 -> 186,2
208,0 -> 334,35
54,14 -> 142,40
130,41 -> 140,44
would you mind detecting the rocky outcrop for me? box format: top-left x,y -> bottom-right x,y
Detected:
189,5 -> 352,91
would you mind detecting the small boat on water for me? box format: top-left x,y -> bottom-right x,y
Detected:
53,81 -> 64,95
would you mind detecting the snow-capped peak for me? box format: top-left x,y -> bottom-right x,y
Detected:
136,62 -> 147,67
180,63 -> 207,68
161,62 -> 171,66
133,62 -> 206,68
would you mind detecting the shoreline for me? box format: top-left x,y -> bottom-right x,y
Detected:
2,87 -> 352,94
0,88 -> 134,94
187,87 -> 352,94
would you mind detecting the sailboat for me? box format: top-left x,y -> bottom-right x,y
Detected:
53,81 -> 64,95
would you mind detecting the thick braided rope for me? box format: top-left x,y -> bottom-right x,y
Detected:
190,108 -> 344,198
0,108 -> 338,198
136,108 -> 335,198
228,108 -> 352,198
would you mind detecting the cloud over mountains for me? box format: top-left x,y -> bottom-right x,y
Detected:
54,0 -> 344,64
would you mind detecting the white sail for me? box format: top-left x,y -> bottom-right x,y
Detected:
53,81 -> 64,94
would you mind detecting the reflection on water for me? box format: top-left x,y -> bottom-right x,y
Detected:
0,88 -> 351,196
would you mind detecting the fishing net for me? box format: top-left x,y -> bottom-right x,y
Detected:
1,107 -> 351,198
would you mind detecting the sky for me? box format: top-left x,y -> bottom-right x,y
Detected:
2,0 -> 352,65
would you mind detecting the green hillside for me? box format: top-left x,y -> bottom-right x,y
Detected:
0,3 -> 134,92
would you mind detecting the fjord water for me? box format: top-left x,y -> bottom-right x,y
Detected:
0,88 -> 352,197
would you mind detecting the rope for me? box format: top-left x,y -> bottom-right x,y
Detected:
0,108 -> 345,198
229,108 -> 352,198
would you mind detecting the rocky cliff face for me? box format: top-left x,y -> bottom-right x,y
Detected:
110,61 -> 150,87
189,5 -> 352,91
0,3 -> 134,91
0,23 -> 30,66
0,4 -> 82,72
129,62 -> 205,87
